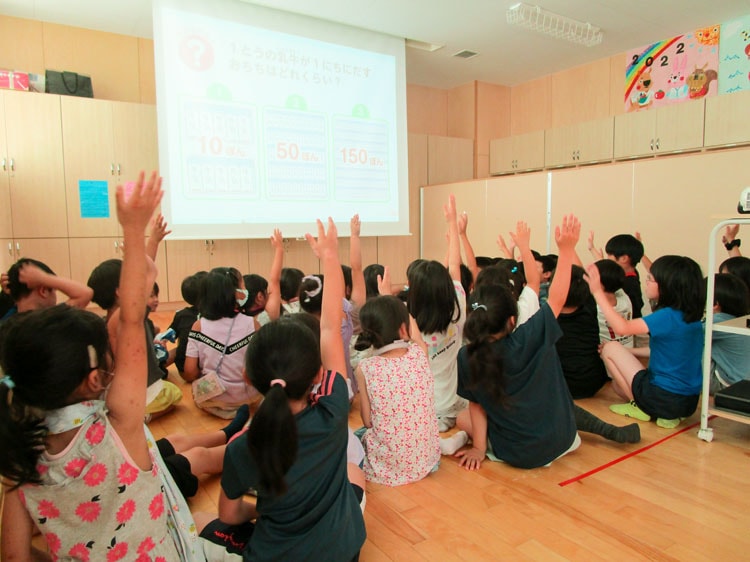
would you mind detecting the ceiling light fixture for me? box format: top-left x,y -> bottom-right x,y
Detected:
506,3 -> 603,47
405,39 -> 444,52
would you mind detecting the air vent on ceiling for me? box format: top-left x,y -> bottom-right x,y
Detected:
453,49 -> 479,60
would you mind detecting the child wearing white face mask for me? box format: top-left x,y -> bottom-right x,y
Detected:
183,266 -> 261,419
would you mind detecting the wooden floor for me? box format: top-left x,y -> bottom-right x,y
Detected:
144,311 -> 750,560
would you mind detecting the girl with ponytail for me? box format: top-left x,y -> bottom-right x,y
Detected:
199,218 -> 366,562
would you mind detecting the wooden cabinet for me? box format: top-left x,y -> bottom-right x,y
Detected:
427,135 -> 474,184
614,100 -> 704,159
7,238 -> 72,279
544,117 -> 613,168
489,130 -> 545,175
0,91 -> 67,239
62,98 -> 158,237
703,90 -> 750,149
68,237 -> 124,291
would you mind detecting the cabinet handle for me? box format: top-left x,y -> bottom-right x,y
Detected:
117,163 -> 121,175
15,242 -> 20,255
9,158 -> 14,172
114,240 -> 119,251
650,139 -> 654,151
7,242 -> 11,256
110,163 -> 115,175
655,138 -> 660,150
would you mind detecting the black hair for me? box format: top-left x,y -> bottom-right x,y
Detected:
464,285 -> 517,407
719,256 -> 750,294
181,271 -> 207,306
475,256 -> 498,269
649,255 -> 704,323
405,259 -> 426,281
7,258 -> 55,301
595,259 -> 626,293
407,260 -> 460,334
299,275 -> 324,316
199,270 -> 239,320
87,258 -> 122,311
539,254 -> 558,274
244,320 -> 321,496
712,273 -> 750,317
363,264 -> 385,300
341,265 -> 352,299
243,273 -> 269,315
562,265 -> 590,309
151,282 -> 159,296
212,266 -> 242,289
459,263 -> 473,297
0,305 -> 109,487
474,263 -> 522,300
0,291 -> 13,318
283,312 -> 320,342
280,268 -> 304,302
355,295 -> 409,351
605,234 -> 644,266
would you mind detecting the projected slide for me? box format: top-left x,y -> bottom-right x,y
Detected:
154,0 -> 408,238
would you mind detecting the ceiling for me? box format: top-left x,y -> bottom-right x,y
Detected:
3,0 -> 749,88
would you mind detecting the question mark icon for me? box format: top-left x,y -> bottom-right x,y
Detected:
180,36 -> 214,71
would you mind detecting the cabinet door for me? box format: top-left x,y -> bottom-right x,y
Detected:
489,137 -> 515,175
703,90 -> 750,148
514,130 -> 545,171
654,100 -> 704,155
577,117 -> 614,164
4,91 -> 67,238
61,97 -> 118,237
0,239 -> 13,273
165,240 -> 210,303
210,239 -> 250,275
0,100 -> 11,238
613,110 -> 656,159
112,102 -> 158,180
14,238 -> 71,280
544,124 -> 578,168
68,237 -> 122,289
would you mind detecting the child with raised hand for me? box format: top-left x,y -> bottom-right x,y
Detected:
408,194 -> 468,432
199,218 -> 366,561
0,172 -> 201,560
354,266 -> 440,486
585,255 -> 705,428
444,215 -> 639,471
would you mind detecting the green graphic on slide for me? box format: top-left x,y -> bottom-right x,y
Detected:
352,104 -> 370,118
285,95 -> 307,110
207,83 -> 232,100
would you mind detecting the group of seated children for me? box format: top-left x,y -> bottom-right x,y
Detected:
2,170 -> 750,560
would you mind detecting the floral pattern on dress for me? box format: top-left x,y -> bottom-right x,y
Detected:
360,344 -> 441,486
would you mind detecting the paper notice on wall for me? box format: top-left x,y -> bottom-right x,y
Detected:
79,180 -> 110,218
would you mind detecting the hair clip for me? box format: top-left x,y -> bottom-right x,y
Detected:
471,302 -> 487,311
510,265 -> 518,274
302,275 -> 322,300
1,375 -> 14,406
87,345 -> 98,370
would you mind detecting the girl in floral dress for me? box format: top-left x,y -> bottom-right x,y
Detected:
0,172 -> 202,561
354,294 -> 440,486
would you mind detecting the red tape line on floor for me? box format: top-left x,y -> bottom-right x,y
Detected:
558,418 -> 708,487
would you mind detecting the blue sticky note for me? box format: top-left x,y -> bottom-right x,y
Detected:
79,180 -> 110,219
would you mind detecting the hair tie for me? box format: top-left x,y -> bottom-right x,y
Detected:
1,375 -> 14,406
301,275 -> 322,302
471,303 -> 487,311
270,378 -> 287,389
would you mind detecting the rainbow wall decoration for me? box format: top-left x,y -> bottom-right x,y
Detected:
718,15 -> 750,94
625,26 -> 720,112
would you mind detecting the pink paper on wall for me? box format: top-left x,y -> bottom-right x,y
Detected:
624,25 -> 720,112
123,181 -> 137,201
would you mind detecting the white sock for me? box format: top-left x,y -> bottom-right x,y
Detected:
440,431 -> 468,455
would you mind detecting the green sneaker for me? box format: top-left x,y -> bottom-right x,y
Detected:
610,401 -> 651,422
656,417 -> 684,429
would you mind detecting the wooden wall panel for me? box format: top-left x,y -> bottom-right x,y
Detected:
406,84 -> 447,135
510,76 -> 551,135
427,136 -> 474,185
447,82 -> 476,140
42,22 -> 140,102
138,38 -> 156,104
550,163 -> 635,258
550,58 -> 611,129
476,81 -> 511,179
0,16 -> 44,73
609,53 -> 626,117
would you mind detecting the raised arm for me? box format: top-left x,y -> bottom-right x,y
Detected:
457,211 -> 479,284
634,232 -> 653,272
18,262 -> 93,309
146,213 -> 171,261
444,195 -> 462,282
585,264 -> 649,336
546,215 -> 581,318
349,214 -> 366,307
496,233 -> 516,260
721,224 -> 742,258
265,229 -> 284,322
109,171 -> 162,468
587,230 -> 604,261
306,218 -> 346,377
509,221 -> 539,297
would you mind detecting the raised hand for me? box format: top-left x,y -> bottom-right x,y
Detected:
305,217 -> 339,259
722,224 -> 740,244
350,214 -> 361,238
587,230 -> 603,259
457,211 -> 468,235
270,228 -> 283,251
555,214 -> 581,251
443,194 -> 457,223
583,262 -> 604,295
149,213 -> 171,242
117,171 -> 163,233
509,221 -> 531,252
